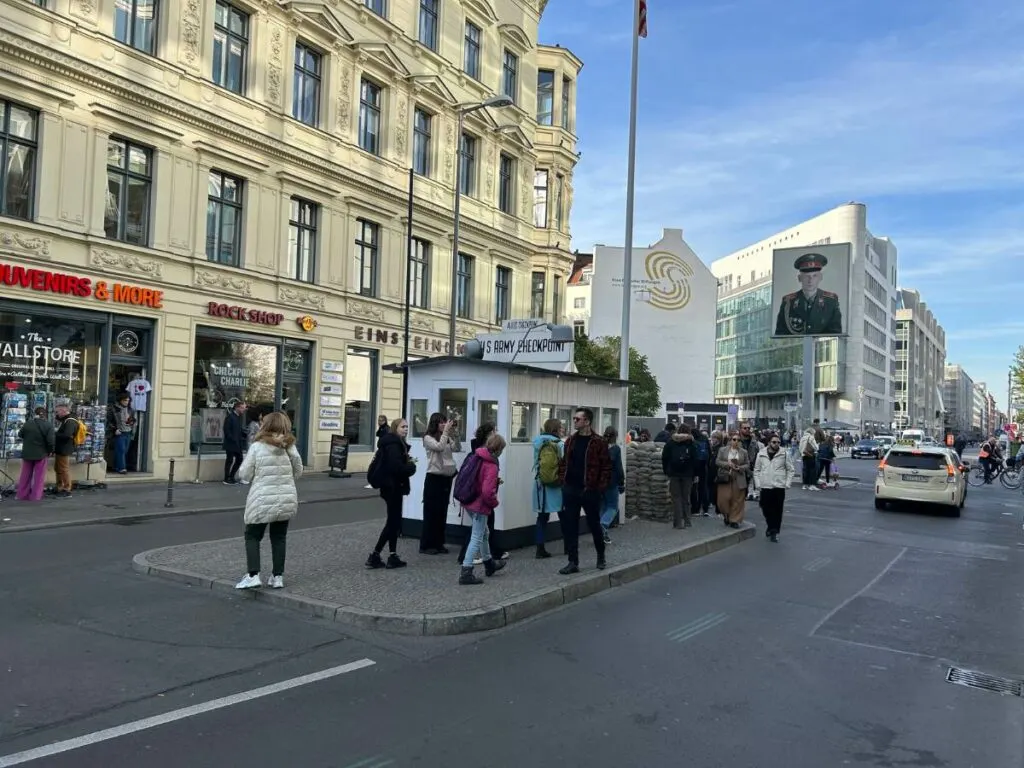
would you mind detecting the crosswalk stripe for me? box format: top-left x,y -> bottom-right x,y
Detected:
666,612 -> 729,643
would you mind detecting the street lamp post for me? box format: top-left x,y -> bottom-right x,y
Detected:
447,95 -> 514,355
857,384 -> 865,435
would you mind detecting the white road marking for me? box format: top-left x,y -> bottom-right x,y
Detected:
803,556 -> 833,572
0,659 -> 376,767
344,758 -> 394,768
809,547 -> 908,637
666,612 -> 729,643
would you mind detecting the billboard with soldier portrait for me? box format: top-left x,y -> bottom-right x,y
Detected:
770,243 -> 852,338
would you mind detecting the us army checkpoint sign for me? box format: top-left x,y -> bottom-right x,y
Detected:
770,242 -> 852,338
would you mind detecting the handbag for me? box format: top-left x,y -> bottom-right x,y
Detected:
715,466 -> 732,484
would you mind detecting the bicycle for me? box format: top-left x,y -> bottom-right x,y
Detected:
966,459 -> 1021,489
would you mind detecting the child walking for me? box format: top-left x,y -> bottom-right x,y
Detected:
234,411 -> 303,590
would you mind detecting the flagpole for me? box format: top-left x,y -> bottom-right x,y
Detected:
618,0 -> 641,384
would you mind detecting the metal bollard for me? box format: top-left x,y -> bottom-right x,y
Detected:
165,458 -> 175,508
192,442 -> 203,484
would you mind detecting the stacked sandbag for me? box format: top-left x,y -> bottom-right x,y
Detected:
625,441 -> 671,521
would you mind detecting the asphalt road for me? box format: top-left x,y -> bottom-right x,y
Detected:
2,457 -> 1023,767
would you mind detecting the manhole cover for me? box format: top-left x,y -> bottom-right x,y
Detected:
946,667 -> 1022,696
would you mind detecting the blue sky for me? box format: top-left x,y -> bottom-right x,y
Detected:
539,0 -> 1024,409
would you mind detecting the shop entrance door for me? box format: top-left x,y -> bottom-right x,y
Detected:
107,361 -> 149,473
280,344 -> 310,463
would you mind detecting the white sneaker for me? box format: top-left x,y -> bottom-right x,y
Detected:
269,575 -> 284,589
473,557 -> 483,565
235,574 -> 262,589
802,485 -> 809,490
500,552 -> 511,560
807,486 -> 821,492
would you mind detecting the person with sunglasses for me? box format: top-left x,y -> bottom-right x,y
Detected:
753,434 -> 796,542
556,407 -> 612,573
715,432 -> 752,529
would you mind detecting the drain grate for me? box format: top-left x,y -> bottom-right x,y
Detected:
946,667 -> 1023,696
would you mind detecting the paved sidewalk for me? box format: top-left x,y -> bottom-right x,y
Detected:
134,516 -> 755,635
0,472 -> 375,533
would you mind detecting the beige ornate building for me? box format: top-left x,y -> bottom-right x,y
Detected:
0,0 -> 581,478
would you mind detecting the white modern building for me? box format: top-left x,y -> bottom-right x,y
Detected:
579,228 -> 718,416
894,289 -> 947,433
973,382 -> 990,435
943,364 -> 975,436
711,202 -> 898,430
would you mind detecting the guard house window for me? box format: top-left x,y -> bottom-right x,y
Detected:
412,108 -> 431,176
502,49 -> 519,105
364,0 -> 386,16
495,266 -> 511,323
552,274 -> 562,323
105,138 -> 152,246
530,271 -> 545,318
114,0 -> 158,55
533,169 -> 548,226
498,153 -> 515,214
409,237 -> 430,308
206,170 -> 243,267
464,21 -> 481,79
293,42 -> 322,127
536,69 -> 554,125
458,132 -> 476,196
288,197 -> 317,283
359,79 -> 382,155
456,253 -> 474,319
0,100 -> 37,221
344,347 -> 378,449
212,1 -> 248,94
561,76 -> 572,129
353,218 -> 379,297
418,0 -> 438,50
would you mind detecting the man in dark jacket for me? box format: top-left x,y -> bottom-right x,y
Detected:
222,401 -> 247,485
654,422 -> 676,444
689,429 -> 712,516
662,424 -> 697,528
557,407 -> 612,575
953,434 -> 967,459
53,404 -> 79,498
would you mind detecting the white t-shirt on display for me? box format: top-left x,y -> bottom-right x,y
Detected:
128,378 -> 152,412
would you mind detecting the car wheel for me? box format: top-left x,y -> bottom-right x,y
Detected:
959,490 -> 966,509
874,498 -> 886,510
948,505 -> 961,518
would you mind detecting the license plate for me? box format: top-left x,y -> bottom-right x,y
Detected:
901,474 -> 929,483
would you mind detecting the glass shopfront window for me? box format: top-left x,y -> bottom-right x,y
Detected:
344,347 -> 377,448
191,328 -> 311,459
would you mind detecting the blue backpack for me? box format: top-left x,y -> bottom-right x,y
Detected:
453,452 -> 484,506
694,439 -> 710,463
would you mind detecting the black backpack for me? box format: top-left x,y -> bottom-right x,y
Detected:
366,449 -> 385,489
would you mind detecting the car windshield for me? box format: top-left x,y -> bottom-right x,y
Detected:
858,440 -> 878,447
885,452 -> 947,471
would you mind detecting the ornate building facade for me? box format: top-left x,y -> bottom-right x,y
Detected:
0,0 -> 581,476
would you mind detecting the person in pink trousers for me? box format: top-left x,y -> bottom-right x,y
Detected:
17,407 -> 55,501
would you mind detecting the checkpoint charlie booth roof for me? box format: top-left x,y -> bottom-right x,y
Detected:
382,356 -> 630,549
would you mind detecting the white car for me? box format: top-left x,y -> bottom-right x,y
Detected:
874,445 -> 967,516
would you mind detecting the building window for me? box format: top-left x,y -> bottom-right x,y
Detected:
537,69 -> 554,125
573,297 -> 585,309
412,107 -> 431,176
212,1 -> 248,94
552,274 -> 562,323
345,347 -> 378,448
458,132 -> 476,196
533,169 -> 548,227
0,100 -> 37,221
353,219 -> 379,296
359,79 -> 382,155
292,42 -> 321,127
495,266 -> 511,323
554,173 -> 565,230
409,237 -> 430,308
561,76 -> 572,129
418,0 -> 438,50
114,0 -> 158,55
573,320 -> 586,338
364,0 -> 386,16
498,153 -> 515,214
105,138 -> 152,246
530,271 -> 545,318
502,49 -> 519,104
288,197 -> 317,283
456,253 -> 474,319
206,170 -> 243,267
464,21 -> 481,79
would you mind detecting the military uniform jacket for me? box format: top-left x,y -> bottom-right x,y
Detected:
775,290 -> 842,335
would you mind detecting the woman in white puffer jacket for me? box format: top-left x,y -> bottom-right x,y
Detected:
234,411 -> 303,590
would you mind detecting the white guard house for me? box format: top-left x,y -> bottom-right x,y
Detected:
383,353 -> 630,550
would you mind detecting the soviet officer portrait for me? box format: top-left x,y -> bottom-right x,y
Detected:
774,253 -> 843,336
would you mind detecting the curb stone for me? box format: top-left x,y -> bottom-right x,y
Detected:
135,524 -> 756,635
0,492 -> 378,534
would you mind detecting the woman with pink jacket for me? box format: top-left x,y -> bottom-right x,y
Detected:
459,433 -> 508,585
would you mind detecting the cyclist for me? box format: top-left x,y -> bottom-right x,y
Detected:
979,435 -> 1003,484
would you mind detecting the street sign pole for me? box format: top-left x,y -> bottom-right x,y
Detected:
801,336 -> 814,431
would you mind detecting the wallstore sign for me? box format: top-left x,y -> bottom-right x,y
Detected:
0,263 -> 164,308
354,325 -> 465,354
206,302 -> 284,326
